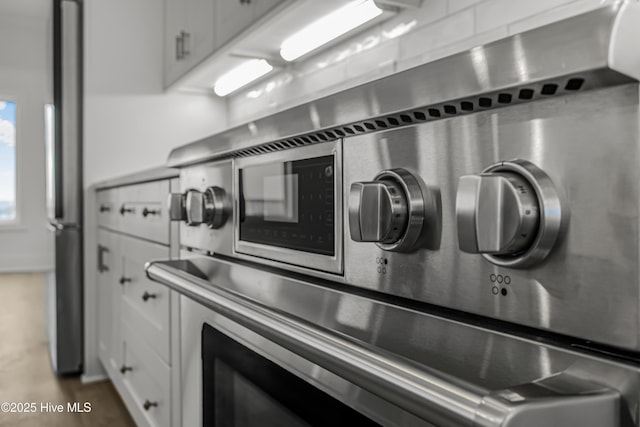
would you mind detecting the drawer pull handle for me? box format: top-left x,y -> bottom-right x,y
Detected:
119,276 -> 132,285
98,245 -> 109,273
143,400 -> 158,411
120,205 -> 135,216
142,207 -> 160,218
99,205 -> 111,213
181,31 -> 190,56
142,291 -> 157,302
120,365 -> 133,374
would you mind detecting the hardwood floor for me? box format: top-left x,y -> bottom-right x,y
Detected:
0,273 -> 135,427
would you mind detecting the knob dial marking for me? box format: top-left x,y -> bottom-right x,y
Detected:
349,168 -> 428,253
456,159 -> 566,268
184,187 -> 229,229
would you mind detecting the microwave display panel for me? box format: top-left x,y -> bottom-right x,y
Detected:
239,155 -> 335,256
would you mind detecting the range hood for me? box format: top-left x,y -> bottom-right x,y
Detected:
167,2 -> 640,167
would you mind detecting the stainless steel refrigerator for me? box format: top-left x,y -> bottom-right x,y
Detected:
45,0 -> 83,375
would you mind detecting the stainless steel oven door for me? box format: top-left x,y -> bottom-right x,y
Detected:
147,257 -> 638,427
234,140 -> 343,275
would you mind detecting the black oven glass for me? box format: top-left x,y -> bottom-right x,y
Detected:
239,155 -> 335,256
202,324 -> 380,427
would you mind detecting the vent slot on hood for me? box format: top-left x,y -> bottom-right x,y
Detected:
232,76 -> 587,158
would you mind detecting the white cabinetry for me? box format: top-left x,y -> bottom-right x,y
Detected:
164,0 -> 215,86
214,0 -> 254,50
164,0 -> 286,88
96,178 -> 179,427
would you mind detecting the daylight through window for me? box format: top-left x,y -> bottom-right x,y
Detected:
0,100 -> 16,221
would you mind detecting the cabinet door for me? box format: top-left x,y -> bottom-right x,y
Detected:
122,327 -> 171,427
97,229 -> 123,374
253,0 -> 285,20
120,234 -> 171,364
183,0 -> 216,69
164,0 -> 187,85
215,0 -> 254,49
118,180 -> 171,245
165,0 -> 215,87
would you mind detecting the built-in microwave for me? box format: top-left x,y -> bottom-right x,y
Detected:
234,141 -> 342,274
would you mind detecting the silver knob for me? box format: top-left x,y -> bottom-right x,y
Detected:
185,190 -> 206,225
455,159 -> 566,269
185,187 -> 228,229
348,169 -> 429,253
456,172 -> 539,255
349,180 -> 408,244
206,186 -> 228,229
168,193 -> 186,221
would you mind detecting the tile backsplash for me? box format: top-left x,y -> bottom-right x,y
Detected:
227,0 -> 615,126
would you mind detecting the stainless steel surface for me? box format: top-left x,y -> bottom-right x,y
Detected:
166,5 -> 636,168
185,189 -> 207,226
168,193 -> 187,221
47,0 -> 83,376
349,180 -> 408,243
234,141 -> 344,275
148,256 -> 638,426
469,159 -> 566,268
51,0 -> 82,225
342,84 -> 639,350
349,168 -> 432,253
47,226 -> 83,374
177,84 -> 640,352
375,169 -> 430,253
179,160 -> 235,257
164,5 -> 640,425
456,171 -> 539,255
206,186 -> 228,229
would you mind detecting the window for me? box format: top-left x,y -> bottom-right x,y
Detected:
0,100 -> 16,221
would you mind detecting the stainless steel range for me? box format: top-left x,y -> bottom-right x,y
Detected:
147,3 -> 640,426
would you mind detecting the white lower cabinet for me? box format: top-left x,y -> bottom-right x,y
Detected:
95,177 -> 178,427
122,325 -> 172,427
120,234 -> 171,364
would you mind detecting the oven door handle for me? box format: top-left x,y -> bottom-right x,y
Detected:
146,260 -> 621,427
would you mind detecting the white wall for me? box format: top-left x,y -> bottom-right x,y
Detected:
0,6 -> 54,272
83,0 -> 227,187
228,0 -> 614,125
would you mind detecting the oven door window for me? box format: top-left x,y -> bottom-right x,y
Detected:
238,155 -> 335,256
202,324 -> 380,427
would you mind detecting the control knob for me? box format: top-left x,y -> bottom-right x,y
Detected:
169,187 -> 228,229
455,159 -> 565,268
456,172 -> 539,255
349,169 -> 428,253
349,180 -> 408,244
168,193 -> 187,221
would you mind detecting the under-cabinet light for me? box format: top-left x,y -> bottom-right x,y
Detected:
280,0 -> 383,62
213,59 -> 274,97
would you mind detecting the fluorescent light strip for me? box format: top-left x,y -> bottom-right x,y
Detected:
280,0 -> 383,62
214,59 -> 274,97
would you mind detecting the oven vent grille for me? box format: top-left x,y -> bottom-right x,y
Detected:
232,76 -> 586,158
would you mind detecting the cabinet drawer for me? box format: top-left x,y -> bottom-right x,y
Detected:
122,327 -> 171,427
120,234 -> 171,363
118,181 -> 170,244
96,189 -> 119,229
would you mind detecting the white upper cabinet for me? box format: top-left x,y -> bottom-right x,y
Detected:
164,0 -> 286,89
254,0 -> 286,19
214,0 -> 255,50
164,0 -> 216,87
